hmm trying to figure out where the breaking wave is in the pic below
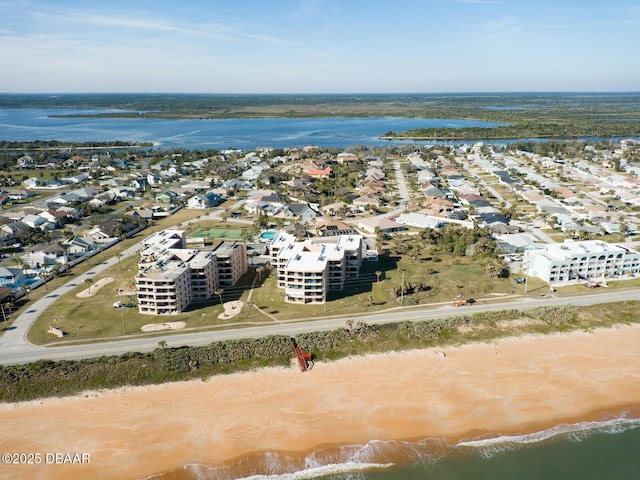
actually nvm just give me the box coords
[456,412,640,458]
[145,412,640,479]
[146,438,448,480]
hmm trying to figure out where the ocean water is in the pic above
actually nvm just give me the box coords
[150,411,640,480]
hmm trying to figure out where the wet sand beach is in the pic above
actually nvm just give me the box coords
[1,324,639,480]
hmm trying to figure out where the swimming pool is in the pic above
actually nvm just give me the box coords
[259,231,277,241]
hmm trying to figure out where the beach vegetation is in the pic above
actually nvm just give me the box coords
[2,301,639,403]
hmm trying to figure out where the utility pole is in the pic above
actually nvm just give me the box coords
[119,292,126,335]
[401,269,405,303]
[523,253,529,294]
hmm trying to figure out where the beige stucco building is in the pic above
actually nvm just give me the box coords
[136,229,247,315]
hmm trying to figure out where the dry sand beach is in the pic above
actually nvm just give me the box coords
[1,324,640,480]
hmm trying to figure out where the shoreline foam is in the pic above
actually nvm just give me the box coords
[1,324,640,480]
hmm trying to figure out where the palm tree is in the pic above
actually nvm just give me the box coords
[375,271,382,283]
[20,286,30,301]
[38,272,49,291]
[4,300,14,315]
[14,257,26,281]
[84,278,94,293]
[214,288,224,305]
[241,228,252,244]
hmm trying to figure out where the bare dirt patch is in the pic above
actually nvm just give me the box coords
[218,300,244,319]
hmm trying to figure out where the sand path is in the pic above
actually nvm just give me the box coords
[75,277,114,298]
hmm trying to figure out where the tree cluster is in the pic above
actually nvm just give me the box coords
[421,226,497,257]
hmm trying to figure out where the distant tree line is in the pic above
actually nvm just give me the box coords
[0,140,149,151]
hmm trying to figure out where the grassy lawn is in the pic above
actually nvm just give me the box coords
[26,256,280,345]
[246,252,522,319]
[25,244,526,345]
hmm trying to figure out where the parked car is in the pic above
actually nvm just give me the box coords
[113,301,135,308]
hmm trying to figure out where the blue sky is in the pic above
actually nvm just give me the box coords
[1,0,639,93]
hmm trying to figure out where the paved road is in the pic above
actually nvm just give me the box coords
[2,284,639,366]
[0,243,142,365]
[392,159,411,207]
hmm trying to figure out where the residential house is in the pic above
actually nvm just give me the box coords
[222,178,253,191]
[357,217,406,234]
[358,182,386,196]
[131,177,149,190]
[308,167,333,179]
[337,152,359,164]
[1,221,30,244]
[21,213,52,231]
[63,187,98,203]
[316,221,359,237]
[16,155,34,169]
[282,203,320,224]
[7,189,35,201]
[241,165,266,182]
[396,212,446,230]
[155,190,179,204]
[0,267,25,288]
[352,194,380,210]
[106,186,138,201]
[23,243,70,268]
[186,192,223,209]
[321,201,353,217]
[245,192,285,216]
[60,173,90,185]
[85,218,138,241]
[54,206,81,223]
[64,236,99,259]
[0,229,16,247]
[22,177,46,189]
[126,209,154,222]
[147,172,163,186]
[364,167,385,182]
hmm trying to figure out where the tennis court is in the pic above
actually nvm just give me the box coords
[191,228,244,240]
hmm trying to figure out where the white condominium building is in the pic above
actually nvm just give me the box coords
[270,232,364,304]
[525,240,640,284]
[137,264,192,315]
[136,229,247,315]
[211,241,248,287]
